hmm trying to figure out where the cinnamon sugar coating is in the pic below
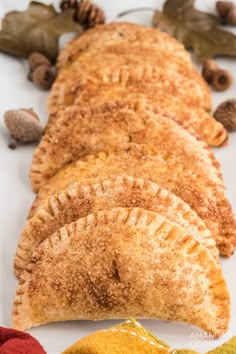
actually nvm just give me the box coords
[31,143,235,257]
[12,208,230,334]
[14,176,218,278]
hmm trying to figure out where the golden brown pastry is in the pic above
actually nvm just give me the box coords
[30,103,222,192]
[12,208,230,335]
[14,176,218,278]
[57,22,191,70]
[11,21,233,341]
[48,85,227,147]
[30,144,236,257]
[49,46,211,113]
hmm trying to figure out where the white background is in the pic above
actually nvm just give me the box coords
[0,1,235,353]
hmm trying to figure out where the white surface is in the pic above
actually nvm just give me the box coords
[0,1,235,353]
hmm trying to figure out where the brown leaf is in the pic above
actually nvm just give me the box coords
[0,1,83,63]
[153,0,236,60]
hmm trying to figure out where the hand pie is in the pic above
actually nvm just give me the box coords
[14,176,218,278]
[57,22,192,70]
[12,208,230,335]
[48,85,226,147]
[30,103,222,192]
[31,143,236,257]
[49,48,211,113]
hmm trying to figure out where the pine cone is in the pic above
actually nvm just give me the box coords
[75,0,105,29]
[60,0,78,11]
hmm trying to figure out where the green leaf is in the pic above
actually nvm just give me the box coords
[206,336,236,353]
[153,0,236,60]
[0,1,83,63]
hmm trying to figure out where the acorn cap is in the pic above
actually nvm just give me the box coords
[31,65,56,90]
[75,0,105,28]
[202,59,219,83]
[4,109,43,143]
[28,52,51,72]
[216,1,234,18]
[225,7,236,25]
[214,99,236,131]
[212,69,233,91]
[60,0,78,11]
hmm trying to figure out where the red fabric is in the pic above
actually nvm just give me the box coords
[0,327,46,354]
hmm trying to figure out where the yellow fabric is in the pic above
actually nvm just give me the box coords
[62,319,235,354]
[62,319,172,354]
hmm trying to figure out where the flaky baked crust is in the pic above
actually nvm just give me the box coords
[14,176,218,278]
[12,208,230,335]
[30,143,235,257]
[12,22,233,337]
[30,103,222,192]
[49,47,211,113]
[56,85,225,147]
[57,22,191,70]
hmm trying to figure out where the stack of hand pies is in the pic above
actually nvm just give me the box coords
[12,23,235,336]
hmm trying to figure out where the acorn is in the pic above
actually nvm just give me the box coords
[225,6,236,25]
[28,52,51,72]
[31,65,56,90]
[8,140,17,150]
[28,52,51,81]
[216,1,234,18]
[202,60,233,91]
[214,99,236,131]
[4,109,43,143]
[216,1,236,25]
[212,69,233,91]
[60,0,78,11]
[75,0,105,28]
[202,59,219,83]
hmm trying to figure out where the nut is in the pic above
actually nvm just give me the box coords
[216,1,234,18]
[214,99,236,131]
[31,65,56,90]
[28,52,51,72]
[202,59,219,83]
[8,141,17,150]
[212,69,233,91]
[225,7,236,25]
[216,1,236,25]
[214,100,236,131]
[60,0,78,11]
[4,109,43,143]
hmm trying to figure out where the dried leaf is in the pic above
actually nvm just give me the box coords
[0,1,83,62]
[153,0,236,60]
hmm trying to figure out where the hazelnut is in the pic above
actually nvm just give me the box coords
[4,109,43,143]
[202,59,219,83]
[212,69,233,91]
[216,1,234,18]
[28,52,51,72]
[31,65,56,90]
[214,99,236,131]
